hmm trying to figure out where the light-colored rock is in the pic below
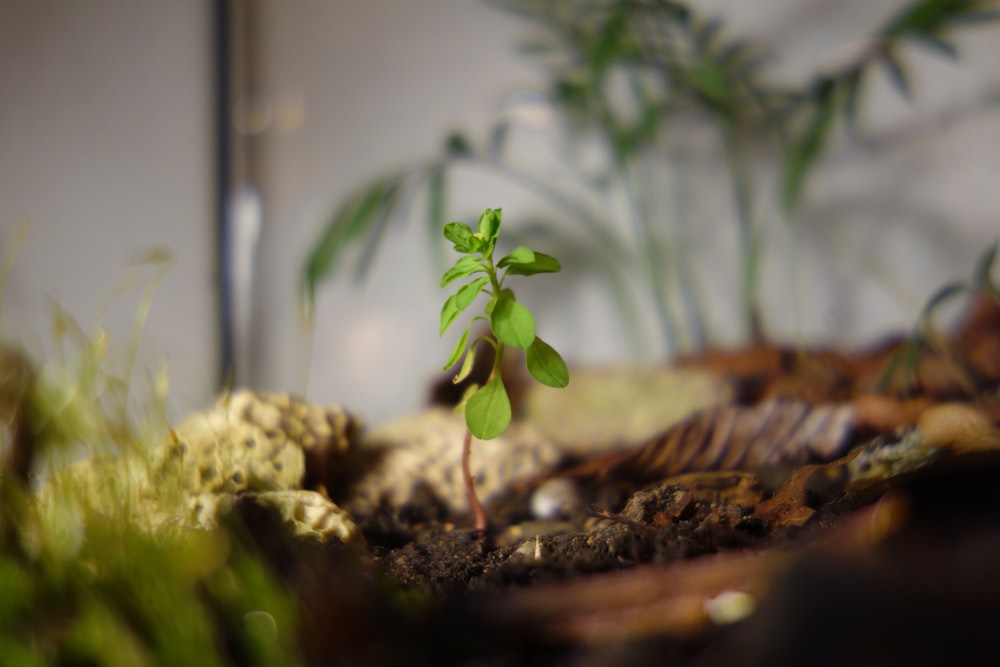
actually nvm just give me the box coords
[345,407,562,517]
[244,490,365,549]
[530,477,583,521]
[524,365,734,455]
[37,390,366,548]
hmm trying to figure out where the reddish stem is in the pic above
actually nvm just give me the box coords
[461,428,488,533]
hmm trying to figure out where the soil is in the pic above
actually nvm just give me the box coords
[246,295,1000,666]
[277,449,1000,666]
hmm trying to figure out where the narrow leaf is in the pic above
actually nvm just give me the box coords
[443,323,471,371]
[465,374,512,440]
[427,162,447,270]
[439,276,488,334]
[912,31,958,58]
[353,179,403,281]
[881,47,912,101]
[453,344,477,384]
[441,255,483,287]
[919,280,967,321]
[883,0,953,38]
[491,296,536,349]
[439,294,462,335]
[456,276,490,310]
[781,78,836,213]
[526,336,569,388]
[875,345,904,394]
[301,176,398,313]
[972,242,998,293]
[841,67,864,132]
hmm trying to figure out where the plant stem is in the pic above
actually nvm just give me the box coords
[461,427,488,533]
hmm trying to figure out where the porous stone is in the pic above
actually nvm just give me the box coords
[345,407,562,518]
[38,390,366,548]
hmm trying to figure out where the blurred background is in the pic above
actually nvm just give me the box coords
[2,0,998,428]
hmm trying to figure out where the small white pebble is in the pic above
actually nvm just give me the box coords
[513,535,542,561]
[704,590,757,625]
[530,477,582,520]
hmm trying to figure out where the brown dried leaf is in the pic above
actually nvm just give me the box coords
[568,399,855,484]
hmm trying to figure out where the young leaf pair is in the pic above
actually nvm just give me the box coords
[440,208,569,440]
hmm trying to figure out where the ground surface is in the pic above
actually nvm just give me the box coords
[261,296,1000,666]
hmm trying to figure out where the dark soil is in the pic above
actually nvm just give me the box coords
[272,453,1000,666]
[258,296,1000,665]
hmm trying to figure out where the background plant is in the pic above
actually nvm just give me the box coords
[302,0,1000,356]
[877,241,1000,395]
[440,207,568,531]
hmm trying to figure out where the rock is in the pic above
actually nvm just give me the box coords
[345,407,561,517]
[155,390,363,495]
[530,477,583,521]
[524,365,734,456]
[846,402,1000,497]
[38,390,366,548]
[240,490,365,549]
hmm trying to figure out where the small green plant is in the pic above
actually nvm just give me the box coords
[876,241,999,396]
[439,208,569,531]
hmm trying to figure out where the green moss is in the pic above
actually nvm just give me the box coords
[0,243,303,665]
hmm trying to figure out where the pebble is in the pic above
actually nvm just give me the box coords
[530,477,583,520]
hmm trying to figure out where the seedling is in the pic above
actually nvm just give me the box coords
[440,208,569,532]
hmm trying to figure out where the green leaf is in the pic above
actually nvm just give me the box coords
[439,294,462,336]
[881,47,912,101]
[445,132,474,157]
[912,30,958,58]
[441,255,483,287]
[491,295,536,349]
[883,0,954,38]
[841,67,864,131]
[457,275,489,308]
[502,251,562,277]
[526,337,569,388]
[443,323,471,371]
[453,343,477,384]
[443,222,476,253]
[972,242,998,294]
[301,176,399,316]
[781,78,837,214]
[427,162,447,269]
[439,276,489,334]
[465,374,511,440]
[688,61,729,104]
[919,280,967,323]
[695,18,724,54]
[875,336,922,396]
[478,208,502,248]
[497,246,535,268]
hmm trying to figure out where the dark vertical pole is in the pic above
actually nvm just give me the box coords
[212,0,236,389]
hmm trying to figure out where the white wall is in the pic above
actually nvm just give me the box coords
[0,1,215,419]
[3,1,998,430]
[260,0,1000,426]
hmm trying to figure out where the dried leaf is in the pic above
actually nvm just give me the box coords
[571,399,855,483]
